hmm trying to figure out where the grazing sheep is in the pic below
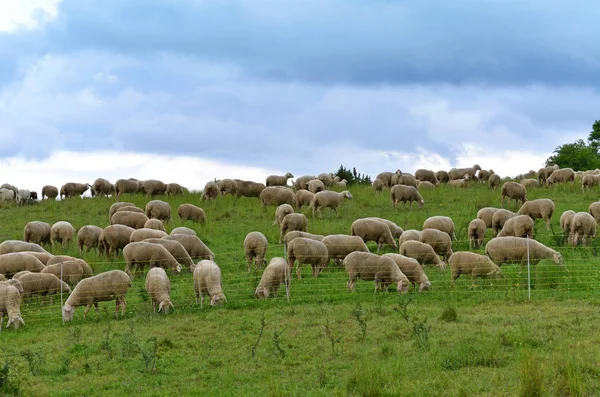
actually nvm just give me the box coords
[41,261,84,286]
[116,205,146,215]
[307,179,325,194]
[376,170,402,189]
[560,210,576,237]
[279,213,308,244]
[589,202,600,223]
[24,221,52,246]
[114,179,143,199]
[294,175,316,191]
[260,186,295,207]
[41,185,59,200]
[372,179,384,193]
[332,179,347,189]
[538,165,559,184]
[166,183,186,196]
[582,174,600,192]
[350,218,398,251]
[130,228,168,242]
[108,201,136,221]
[46,256,92,277]
[383,253,431,292]
[163,234,215,261]
[62,270,132,321]
[143,238,195,272]
[244,232,268,271]
[141,179,168,196]
[521,179,540,188]
[468,219,486,249]
[295,190,314,209]
[145,267,174,314]
[501,182,527,208]
[0,240,49,255]
[111,210,150,229]
[448,164,481,181]
[98,225,136,257]
[77,225,103,255]
[286,237,329,279]
[13,272,70,302]
[391,185,423,209]
[546,167,575,186]
[449,252,503,287]
[273,204,295,227]
[193,260,227,307]
[417,181,435,190]
[364,217,404,239]
[517,198,555,230]
[496,215,534,238]
[396,174,418,188]
[0,188,15,202]
[321,234,369,267]
[415,169,439,185]
[448,176,471,188]
[266,172,294,187]
[16,189,37,206]
[477,207,499,228]
[17,251,53,265]
[235,180,266,199]
[283,231,325,245]
[492,209,517,234]
[177,204,206,224]
[344,252,409,293]
[50,221,76,249]
[478,169,495,183]
[145,200,171,222]
[92,178,113,198]
[423,216,456,241]
[170,227,197,236]
[0,183,17,196]
[436,170,450,184]
[419,228,453,261]
[0,282,25,330]
[569,212,596,246]
[202,181,220,201]
[0,253,46,277]
[485,237,563,267]
[123,242,182,278]
[399,240,446,269]
[399,230,421,246]
[254,257,291,299]
[317,172,335,187]
[488,174,501,190]
[144,219,166,231]
[217,178,238,196]
[60,182,91,199]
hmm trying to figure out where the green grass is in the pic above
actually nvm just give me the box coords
[2,182,600,396]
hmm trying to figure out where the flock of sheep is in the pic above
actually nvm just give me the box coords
[0,164,596,331]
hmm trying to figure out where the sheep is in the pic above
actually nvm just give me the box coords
[62,270,132,321]
[279,213,308,244]
[478,169,495,183]
[111,210,150,229]
[193,260,227,307]
[496,215,534,238]
[560,210,576,237]
[517,198,555,230]
[202,181,219,201]
[395,174,418,188]
[419,228,453,261]
[235,180,266,199]
[417,181,436,191]
[383,253,431,292]
[332,179,347,189]
[0,282,24,330]
[244,232,268,271]
[546,168,575,186]
[589,201,600,223]
[77,225,103,255]
[24,221,52,246]
[255,257,291,299]
[448,164,481,180]
[114,179,143,199]
[538,165,559,184]
[260,186,295,207]
[521,179,540,188]
[266,172,294,187]
[309,190,353,218]
[423,216,456,241]
[477,207,499,228]
[363,217,404,239]
[98,224,136,257]
[582,174,600,191]
[144,219,166,231]
[399,240,446,269]
[108,201,136,220]
[449,252,503,287]
[0,253,46,277]
[448,176,471,188]
[399,230,421,246]
[485,236,563,267]
[60,182,91,199]
[12,272,71,302]
[294,175,315,191]
[141,179,168,196]
[436,170,450,184]
[372,179,384,194]
[130,228,168,242]
[283,231,325,246]
[163,234,215,261]
[286,237,329,279]
[170,226,197,236]
[488,174,501,190]
[0,183,17,196]
[143,238,196,272]
[344,251,409,293]
[415,169,439,185]
[145,267,174,314]
[92,178,113,198]
[491,209,517,234]
[569,212,596,246]
[50,221,76,249]
[145,200,171,222]
[317,172,335,187]
[375,170,401,189]
[16,189,37,206]
[41,261,84,286]
[307,179,325,194]
[116,205,146,215]
[46,256,93,277]
[17,251,53,265]
[123,242,182,278]
[0,240,49,255]
[321,234,369,267]
[166,183,186,196]
[0,188,15,202]
[391,185,423,209]
[217,178,237,196]
[350,218,398,251]
[468,219,486,249]
[177,204,206,224]
[295,190,314,209]
[41,185,59,200]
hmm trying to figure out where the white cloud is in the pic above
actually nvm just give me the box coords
[0,0,62,33]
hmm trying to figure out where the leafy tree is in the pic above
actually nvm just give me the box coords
[334,165,372,185]
[545,120,600,170]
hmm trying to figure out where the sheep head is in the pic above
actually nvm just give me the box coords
[210,292,226,306]
[255,287,269,299]
[397,279,409,294]
[419,281,432,292]
[158,300,174,314]
[62,304,75,322]
[7,315,25,329]
[553,252,564,266]
[343,191,353,199]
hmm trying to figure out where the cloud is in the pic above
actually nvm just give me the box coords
[0,0,62,33]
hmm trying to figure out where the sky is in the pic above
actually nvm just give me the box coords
[0,0,599,193]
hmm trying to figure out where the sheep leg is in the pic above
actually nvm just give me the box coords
[347,278,356,292]
[83,303,93,318]
[296,261,303,279]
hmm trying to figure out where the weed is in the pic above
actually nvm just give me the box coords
[352,303,368,342]
[411,316,431,351]
[272,328,287,357]
[395,296,412,323]
[322,320,343,356]
[251,314,266,358]
[520,353,544,397]
[100,317,113,359]
[439,306,458,322]
[22,348,45,375]
[0,358,20,395]
[137,337,159,374]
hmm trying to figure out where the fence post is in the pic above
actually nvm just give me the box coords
[283,243,290,302]
[60,261,65,323]
[526,236,531,300]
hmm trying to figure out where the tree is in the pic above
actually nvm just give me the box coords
[545,121,600,170]
[334,165,372,185]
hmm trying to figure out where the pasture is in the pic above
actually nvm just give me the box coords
[1,181,600,396]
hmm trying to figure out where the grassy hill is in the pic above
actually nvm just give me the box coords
[1,182,600,396]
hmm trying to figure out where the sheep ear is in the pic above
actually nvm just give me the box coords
[158,302,164,312]
[419,283,425,292]
[169,301,174,311]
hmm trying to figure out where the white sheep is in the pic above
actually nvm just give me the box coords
[516,198,555,230]
[16,189,36,206]
[569,212,596,247]
[286,237,329,279]
[41,261,84,287]
[477,207,499,228]
[130,228,168,242]
[496,215,534,238]
[468,219,486,249]
[254,257,291,299]
[488,174,501,190]
[363,217,404,239]
[419,228,453,261]
[111,210,150,229]
[307,179,325,194]
[491,209,517,234]
[501,182,527,208]
[372,179,384,194]
[383,253,431,292]
[321,234,369,267]
[260,186,296,207]
[343,251,409,293]
[145,200,172,221]
[0,282,24,331]
[273,204,294,226]
[295,190,315,209]
[560,210,576,237]
[391,185,424,209]
[170,226,197,236]
[399,240,446,269]
[423,216,456,241]
[279,213,308,244]
[13,272,71,303]
[24,221,52,246]
[546,167,575,186]
[98,224,136,257]
[0,253,46,278]
[193,260,227,307]
[0,240,49,255]
[350,218,398,251]
[310,190,353,218]
[145,267,174,314]
[50,221,76,249]
[449,252,503,287]
[144,219,167,231]
[244,231,268,271]
[283,231,325,246]
[177,204,206,224]
[123,242,182,278]
[46,256,93,277]
[582,174,600,191]
[398,230,421,246]
[163,234,215,261]
[485,236,563,267]
[77,225,103,255]
[108,201,136,220]
[143,238,196,272]
[266,172,294,187]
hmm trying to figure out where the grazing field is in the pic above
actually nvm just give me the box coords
[2,181,600,396]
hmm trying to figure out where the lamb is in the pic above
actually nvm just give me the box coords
[286,237,329,279]
[114,179,143,199]
[279,213,308,244]
[372,179,384,194]
[12,272,71,302]
[193,260,227,307]
[307,179,325,194]
[517,198,555,230]
[77,225,103,255]
[343,251,409,293]
[16,189,37,205]
[177,204,206,224]
[92,178,113,198]
[145,200,172,221]
[569,212,596,247]
[266,172,294,187]
[468,219,486,249]
[145,267,174,314]
[254,257,291,299]
[0,240,49,255]
[521,179,540,188]
[363,217,404,239]
[50,221,76,249]
[492,209,517,234]
[163,234,215,261]
[141,179,168,196]
[0,253,46,277]
[244,231,268,271]
[166,183,186,196]
[294,175,316,190]
[415,169,439,185]
[46,256,93,277]
[436,170,450,184]
[560,210,576,237]
[98,224,136,257]
[501,182,527,208]
[317,172,335,187]
[62,270,132,321]
[375,170,402,189]
[111,210,150,229]
[589,201,600,223]
[0,188,15,202]
[41,261,84,286]
[235,180,266,199]
[419,228,453,261]
[448,164,481,181]
[144,219,166,231]
[423,216,456,240]
[144,238,196,272]
[399,240,446,269]
[108,201,136,220]
[170,226,197,236]
[260,186,295,207]
[217,178,237,196]
[41,185,59,200]
[399,230,421,246]
[295,190,315,209]
[123,242,182,278]
[488,174,501,190]
[449,252,503,287]
[485,236,563,267]
[0,282,25,330]
[546,168,575,186]
[350,218,398,251]
[496,215,534,238]
[273,204,295,227]
[202,181,220,201]
[24,221,52,246]
[283,231,325,245]
[60,182,91,199]
[477,207,499,228]
[130,228,168,242]
[321,234,369,267]
[383,253,431,292]
[390,185,424,209]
